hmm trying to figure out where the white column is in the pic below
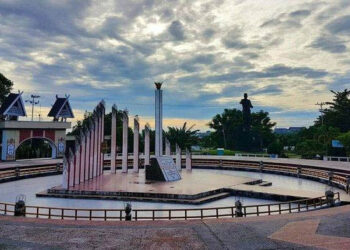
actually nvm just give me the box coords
[133,116,140,173]
[89,121,95,179]
[74,142,80,185]
[122,111,129,173]
[100,105,105,175]
[144,124,150,167]
[111,105,117,173]
[85,129,91,180]
[69,149,75,187]
[155,88,163,156]
[165,138,171,156]
[62,156,68,189]
[176,144,182,171]
[98,109,103,176]
[186,148,192,171]
[93,115,99,177]
[80,132,86,182]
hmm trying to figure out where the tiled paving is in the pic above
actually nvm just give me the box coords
[1,205,350,249]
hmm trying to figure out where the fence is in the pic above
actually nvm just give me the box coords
[0,193,339,221]
[323,156,350,162]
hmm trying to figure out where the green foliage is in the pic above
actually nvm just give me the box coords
[337,132,350,156]
[207,108,275,151]
[316,89,350,132]
[16,139,52,159]
[166,122,199,150]
[267,141,283,155]
[0,73,13,105]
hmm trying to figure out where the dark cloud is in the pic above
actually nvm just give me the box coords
[326,15,350,35]
[222,28,262,49]
[252,85,283,95]
[261,9,311,29]
[168,20,186,41]
[310,36,347,53]
[232,57,254,69]
[289,10,311,18]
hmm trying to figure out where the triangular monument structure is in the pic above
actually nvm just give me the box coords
[0,92,26,120]
[48,95,74,122]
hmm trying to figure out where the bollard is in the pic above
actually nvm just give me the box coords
[56,163,61,172]
[328,171,334,186]
[14,194,26,216]
[325,190,335,207]
[259,161,264,172]
[15,168,20,177]
[297,166,301,177]
[235,200,243,217]
[125,203,132,221]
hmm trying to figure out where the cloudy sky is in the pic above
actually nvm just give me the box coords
[1,0,350,131]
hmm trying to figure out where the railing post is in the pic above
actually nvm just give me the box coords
[268,205,271,215]
[185,210,187,220]
[202,209,204,219]
[216,208,219,218]
[75,209,77,220]
[104,210,107,221]
[231,207,234,218]
[61,209,64,219]
[135,210,137,221]
[257,206,259,216]
[4,204,7,215]
[37,207,39,218]
[152,210,155,220]
[120,210,122,221]
[48,208,51,219]
[298,203,300,212]
[169,210,171,220]
[278,204,281,214]
[289,203,291,213]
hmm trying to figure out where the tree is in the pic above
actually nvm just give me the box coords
[165,122,199,150]
[0,73,14,105]
[337,131,350,156]
[208,108,275,151]
[316,89,350,132]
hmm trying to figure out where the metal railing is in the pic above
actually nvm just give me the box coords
[0,193,340,221]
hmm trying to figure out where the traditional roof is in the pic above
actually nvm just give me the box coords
[0,92,27,117]
[48,95,74,119]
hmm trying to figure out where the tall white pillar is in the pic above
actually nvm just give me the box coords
[93,114,99,177]
[186,148,192,171]
[62,156,68,189]
[165,138,171,156]
[85,129,90,180]
[176,144,182,171]
[133,116,140,173]
[80,131,86,182]
[144,124,150,167]
[111,105,117,173]
[100,104,105,175]
[89,120,95,179]
[69,149,75,187]
[122,111,129,173]
[74,141,80,185]
[155,83,163,156]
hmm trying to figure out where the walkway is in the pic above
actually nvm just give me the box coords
[1,205,350,249]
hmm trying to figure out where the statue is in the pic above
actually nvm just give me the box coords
[154,82,163,90]
[240,93,253,131]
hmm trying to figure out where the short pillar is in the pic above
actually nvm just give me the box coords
[133,116,140,173]
[328,171,334,186]
[259,161,264,172]
[325,190,335,207]
[111,105,117,173]
[186,148,192,171]
[235,200,243,217]
[176,144,182,171]
[68,149,75,187]
[144,124,150,167]
[122,111,129,173]
[297,166,301,178]
[80,131,86,182]
[62,157,69,189]
[165,138,171,156]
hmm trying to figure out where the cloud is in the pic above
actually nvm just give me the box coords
[168,20,186,41]
[326,15,350,35]
[310,36,347,53]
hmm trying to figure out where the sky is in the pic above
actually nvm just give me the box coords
[1,0,350,131]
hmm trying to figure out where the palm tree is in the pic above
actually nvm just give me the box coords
[165,122,199,150]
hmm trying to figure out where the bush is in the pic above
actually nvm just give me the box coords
[267,141,283,155]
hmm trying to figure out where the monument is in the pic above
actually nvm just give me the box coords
[240,93,253,131]
[146,82,181,181]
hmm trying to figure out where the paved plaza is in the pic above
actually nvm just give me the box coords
[1,205,350,249]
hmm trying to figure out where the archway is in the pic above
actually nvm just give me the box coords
[16,138,57,160]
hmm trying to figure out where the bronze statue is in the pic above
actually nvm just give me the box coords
[154,82,163,90]
[240,93,253,130]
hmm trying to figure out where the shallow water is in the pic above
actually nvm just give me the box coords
[0,169,345,210]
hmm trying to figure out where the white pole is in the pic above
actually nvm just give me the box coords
[144,124,150,167]
[186,148,192,171]
[165,138,171,156]
[80,131,85,182]
[111,105,117,173]
[176,144,182,171]
[122,111,129,173]
[155,87,163,156]
[133,116,140,173]
[93,114,99,177]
